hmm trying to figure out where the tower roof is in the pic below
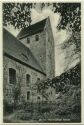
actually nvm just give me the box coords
[3,28,45,75]
[17,18,48,39]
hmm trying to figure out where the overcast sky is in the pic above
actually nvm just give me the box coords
[5,3,80,76]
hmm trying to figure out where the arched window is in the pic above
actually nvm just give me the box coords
[37,96,41,103]
[35,35,39,41]
[27,91,30,100]
[37,78,40,81]
[9,68,16,84]
[26,74,31,86]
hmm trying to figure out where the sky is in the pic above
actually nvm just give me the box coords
[5,3,80,76]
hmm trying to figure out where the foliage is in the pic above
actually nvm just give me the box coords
[3,99,14,115]
[3,3,81,32]
[36,63,81,97]
[3,3,32,29]
[53,3,81,32]
[4,86,81,122]
[55,85,81,117]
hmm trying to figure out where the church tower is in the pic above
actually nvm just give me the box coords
[17,17,55,78]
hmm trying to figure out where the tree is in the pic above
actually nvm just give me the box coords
[53,3,81,32]
[3,3,32,29]
[3,3,81,32]
[3,3,81,67]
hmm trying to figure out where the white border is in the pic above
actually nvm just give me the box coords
[0,1,3,124]
[2,0,82,3]
[81,0,84,124]
[0,0,84,124]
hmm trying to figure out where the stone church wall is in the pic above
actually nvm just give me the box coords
[3,56,45,104]
[19,17,55,79]
[20,30,46,73]
[46,17,55,78]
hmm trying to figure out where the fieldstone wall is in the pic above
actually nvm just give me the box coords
[3,56,45,104]
[19,17,55,78]
[46,17,55,78]
[20,30,46,73]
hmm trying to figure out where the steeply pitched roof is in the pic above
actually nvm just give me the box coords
[3,28,45,75]
[17,18,47,39]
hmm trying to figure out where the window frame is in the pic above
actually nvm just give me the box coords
[26,74,31,86]
[37,78,40,82]
[35,34,39,41]
[27,91,30,100]
[9,68,16,85]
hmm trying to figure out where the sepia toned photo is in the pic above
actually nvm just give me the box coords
[3,2,81,123]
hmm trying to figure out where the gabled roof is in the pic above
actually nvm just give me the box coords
[17,18,47,39]
[3,28,45,75]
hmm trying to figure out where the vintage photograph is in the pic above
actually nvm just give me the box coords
[3,3,81,123]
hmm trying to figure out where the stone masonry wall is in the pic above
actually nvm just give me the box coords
[45,17,55,78]
[3,56,45,104]
[19,17,55,78]
[20,30,46,73]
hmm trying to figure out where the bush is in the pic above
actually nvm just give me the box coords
[3,99,14,115]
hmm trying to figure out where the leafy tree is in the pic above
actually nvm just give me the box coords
[53,3,81,55]
[3,3,81,32]
[3,3,32,29]
[53,3,81,32]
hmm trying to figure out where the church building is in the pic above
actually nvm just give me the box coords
[3,17,55,103]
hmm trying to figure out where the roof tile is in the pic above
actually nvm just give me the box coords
[3,28,45,74]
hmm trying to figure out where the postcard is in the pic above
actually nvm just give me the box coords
[0,0,84,124]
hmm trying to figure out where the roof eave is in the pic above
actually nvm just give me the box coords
[4,52,46,76]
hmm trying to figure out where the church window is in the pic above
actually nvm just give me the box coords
[37,96,41,102]
[37,78,40,81]
[35,35,39,41]
[26,74,31,86]
[9,68,16,84]
[27,91,30,100]
[27,37,30,43]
